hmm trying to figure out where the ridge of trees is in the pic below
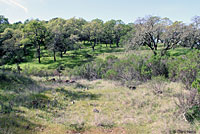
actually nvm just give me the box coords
[0,15,200,65]
[126,16,200,55]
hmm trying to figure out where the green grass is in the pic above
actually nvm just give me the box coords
[2,44,124,71]
[1,42,193,72]
[168,47,192,57]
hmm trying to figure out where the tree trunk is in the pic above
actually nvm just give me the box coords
[155,44,157,51]
[96,38,98,46]
[53,50,56,62]
[147,42,157,56]
[64,49,67,54]
[92,39,97,51]
[153,50,157,56]
[92,42,95,51]
[191,44,195,49]
[60,51,63,58]
[37,44,41,63]
[161,43,172,56]
[23,46,27,55]
[16,63,21,74]
[109,40,112,48]
[116,41,119,47]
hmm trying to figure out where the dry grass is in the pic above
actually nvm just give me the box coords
[1,78,199,134]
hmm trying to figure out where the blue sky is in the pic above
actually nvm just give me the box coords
[0,0,200,24]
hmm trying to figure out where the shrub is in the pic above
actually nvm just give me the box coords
[111,59,135,81]
[176,88,200,123]
[146,55,168,78]
[167,57,184,82]
[103,55,150,82]
[103,69,118,80]
[192,79,200,93]
[69,123,86,133]
[114,55,150,81]
[104,55,119,66]
[168,50,200,89]
[69,54,169,82]
[173,50,200,123]
[69,50,199,89]
[70,58,105,80]
[0,70,34,85]
[22,65,55,77]
[176,78,200,123]
[185,105,200,123]
[149,76,168,95]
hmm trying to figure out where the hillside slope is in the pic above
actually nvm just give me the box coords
[0,74,199,134]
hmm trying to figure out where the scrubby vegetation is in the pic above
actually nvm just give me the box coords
[0,14,200,133]
[70,50,199,85]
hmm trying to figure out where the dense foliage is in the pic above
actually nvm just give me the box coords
[1,15,200,65]
[0,15,132,65]
[70,50,199,84]
[124,16,200,55]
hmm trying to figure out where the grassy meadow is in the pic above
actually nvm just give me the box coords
[0,43,199,134]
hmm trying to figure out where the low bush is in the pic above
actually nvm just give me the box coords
[69,58,105,80]
[146,55,168,78]
[69,50,200,93]
[0,70,34,85]
[175,78,200,124]
[192,79,200,93]
[176,86,200,123]
[168,50,200,89]
[103,69,118,80]
[70,54,169,82]
[185,105,200,123]
[149,76,168,95]
[22,65,56,77]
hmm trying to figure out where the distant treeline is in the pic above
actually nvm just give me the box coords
[0,15,200,64]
